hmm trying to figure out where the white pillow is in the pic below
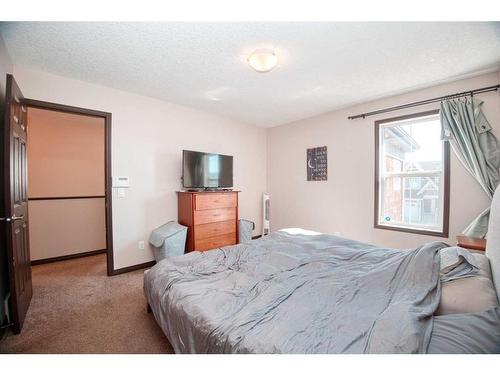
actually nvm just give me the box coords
[436,254,499,315]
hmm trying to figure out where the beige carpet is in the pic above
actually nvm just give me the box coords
[0,254,174,353]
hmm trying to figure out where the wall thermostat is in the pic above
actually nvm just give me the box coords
[113,176,130,188]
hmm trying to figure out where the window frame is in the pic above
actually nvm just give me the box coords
[374,110,450,237]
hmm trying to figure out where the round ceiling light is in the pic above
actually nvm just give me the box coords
[247,49,278,73]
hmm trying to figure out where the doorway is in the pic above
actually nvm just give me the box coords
[23,99,114,276]
[2,75,114,334]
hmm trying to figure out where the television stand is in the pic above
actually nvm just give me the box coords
[177,190,240,252]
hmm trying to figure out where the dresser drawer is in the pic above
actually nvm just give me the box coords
[195,232,236,251]
[194,207,236,225]
[195,193,237,210]
[195,220,236,240]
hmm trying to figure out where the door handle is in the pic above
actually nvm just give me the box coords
[0,215,24,222]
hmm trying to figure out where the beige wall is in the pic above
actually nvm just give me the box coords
[14,65,498,266]
[27,108,106,261]
[14,67,267,270]
[267,72,500,249]
[28,199,106,261]
[27,108,105,197]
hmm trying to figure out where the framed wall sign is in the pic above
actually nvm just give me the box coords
[307,146,327,181]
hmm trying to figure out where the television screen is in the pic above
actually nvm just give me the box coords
[182,150,233,189]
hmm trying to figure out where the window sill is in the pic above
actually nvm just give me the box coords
[374,223,449,238]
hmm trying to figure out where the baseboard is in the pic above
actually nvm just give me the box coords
[31,248,107,266]
[111,260,156,276]
[252,235,262,240]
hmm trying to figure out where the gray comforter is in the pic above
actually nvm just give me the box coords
[144,230,443,353]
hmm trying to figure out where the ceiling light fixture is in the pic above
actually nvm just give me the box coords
[247,49,278,73]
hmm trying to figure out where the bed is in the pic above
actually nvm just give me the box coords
[144,188,500,354]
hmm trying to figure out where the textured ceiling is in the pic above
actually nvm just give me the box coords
[1,22,499,127]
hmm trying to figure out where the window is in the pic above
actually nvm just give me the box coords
[375,110,450,237]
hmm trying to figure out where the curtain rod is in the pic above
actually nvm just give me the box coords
[347,84,500,120]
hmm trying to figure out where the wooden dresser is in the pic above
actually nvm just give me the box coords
[177,191,239,252]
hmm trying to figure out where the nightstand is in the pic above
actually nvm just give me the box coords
[456,235,487,252]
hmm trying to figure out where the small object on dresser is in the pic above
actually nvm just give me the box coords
[456,235,487,252]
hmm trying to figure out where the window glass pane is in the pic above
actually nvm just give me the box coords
[380,176,441,230]
[402,175,441,228]
[382,117,442,173]
[378,113,445,233]
[380,176,403,224]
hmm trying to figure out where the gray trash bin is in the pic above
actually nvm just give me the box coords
[149,221,187,262]
[239,219,255,244]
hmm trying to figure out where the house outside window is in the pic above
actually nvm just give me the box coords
[374,110,450,237]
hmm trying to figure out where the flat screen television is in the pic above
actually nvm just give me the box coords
[182,150,233,189]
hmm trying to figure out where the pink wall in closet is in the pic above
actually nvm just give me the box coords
[27,108,106,260]
[27,107,105,197]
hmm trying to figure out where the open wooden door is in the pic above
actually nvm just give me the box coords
[1,74,32,333]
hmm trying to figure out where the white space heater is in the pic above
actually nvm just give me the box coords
[262,193,270,236]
